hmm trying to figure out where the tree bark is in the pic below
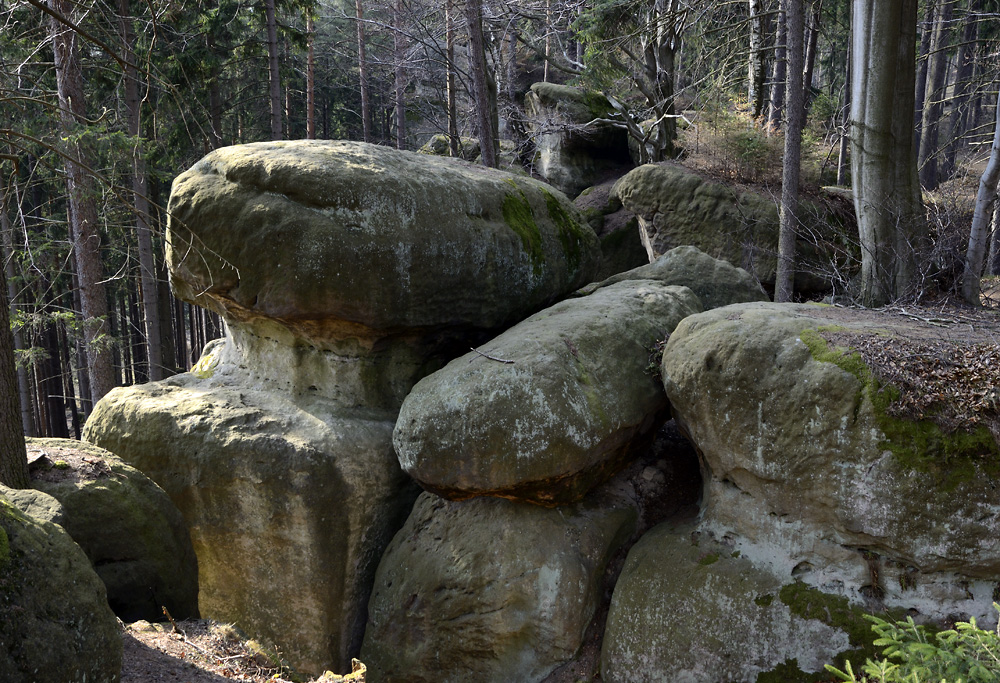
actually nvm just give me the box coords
[776,0,805,302]
[49,0,117,404]
[767,0,787,130]
[942,0,980,179]
[802,0,822,109]
[917,0,954,189]
[913,0,936,153]
[356,0,372,142]
[307,13,316,139]
[466,0,499,167]
[394,0,407,149]
[446,0,459,157]
[850,0,924,307]
[962,87,1000,304]
[0,254,28,488]
[265,0,282,140]
[749,0,767,118]
[837,47,851,186]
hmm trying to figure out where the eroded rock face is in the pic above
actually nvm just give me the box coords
[26,438,198,623]
[602,522,851,683]
[613,163,852,295]
[393,282,702,505]
[86,140,603,676]
[0,499,122,683]
[660,302,1000,625]
[361,491,636,683]
[525,83,632,197]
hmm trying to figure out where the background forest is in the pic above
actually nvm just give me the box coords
[1,0,999,446]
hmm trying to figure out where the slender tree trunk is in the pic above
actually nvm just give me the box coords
[118,0,162,382]
[356,0,372,142]
[265,0,282,140]
[989,198,1000,275]
[851,0,924,306]
[544,0,552,83]
[307,13,316,139]
[837,50,851,186]
[0,256,28,487]
[207,33,224,149]
[446,0,459,157]
[394,0,407,149]
[49,0,117,403]
[962,87,1000,304]
[802,0,822,109]
[776,0,805,302]
[1,176,33,437]
[749,0,767,119]
[466,0,499,167]
[942,0,980,179]
[917,0,954,189]
[914,0,936,154]
[767,0,788,130]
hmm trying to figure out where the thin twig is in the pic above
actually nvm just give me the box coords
[470,347,514,364]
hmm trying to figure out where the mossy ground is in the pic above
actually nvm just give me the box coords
[800,327,1000,488]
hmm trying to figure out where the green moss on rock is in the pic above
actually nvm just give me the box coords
[799,328,1000,487]
[543,188,588,272]
[502,181,544,274]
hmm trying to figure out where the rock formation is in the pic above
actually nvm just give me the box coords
[525,83,632,197]
[0,498,122,683]
[84,140,601,676]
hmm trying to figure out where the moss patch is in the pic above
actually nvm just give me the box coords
[698,552,720,566]
[800,328,1000,488]
[754,593,773,607]
[542,188,588,273]
[502,180,544,275]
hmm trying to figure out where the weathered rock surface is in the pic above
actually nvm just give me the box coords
[0,498,122,683]
[601,522,851,683]
[361,491,636,683]
[661,302,1000,625]
[418,134,480,161]
[85,375,417,675]
[576,245,769,309]
[525,83,632,197]
[26,438,198,623]
[573,180,648,279]
[0,485,65,526]
[393,281,702,504]
[168,139,600,344]
[613,163,853,295]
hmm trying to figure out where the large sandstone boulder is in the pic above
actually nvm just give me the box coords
[0,498,122,683]
[573,180,648,279]
[525,83,632,197]
[86,140,601,676]
[660,302,1000,627]
[361,491,636,683]
[576,245,769,309]
[601,522,854,683]
[393,281,702,505]
[26,438,198,623]
[612,163,854,296]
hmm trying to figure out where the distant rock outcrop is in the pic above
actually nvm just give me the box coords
[84,140,601,676]
[0,498,122,683]
[525,83,632,197]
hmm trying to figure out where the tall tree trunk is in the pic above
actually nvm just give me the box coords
[767,0,787,130]
[0,253,28,487]
[544,0,552,83]
[802,0,822,109]
[942,0,980,179]
[394,0,407,149]
[1,176,33,437]
[446,0,459,157]
[749,0,767,119]
[466,0,499,167]
[776,0,805,302]
[913,0,936,154]
[49,0,117,403]
[917,0,954,189]
[307,13,316,139]
[118,0,162,382]
[962,87,1000,304]
[265,0,282,140]
[837,49,851,186]
[851,0,924,306]
[356,0,372,142]
[207,33,224,149]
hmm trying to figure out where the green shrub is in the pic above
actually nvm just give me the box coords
[826,606,1000,683]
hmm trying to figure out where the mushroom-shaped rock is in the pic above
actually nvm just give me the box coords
[601,522,852,683]
[393,281,702,504]
[661,302,1000,624]
[0,498,122,683]
[26,438,198,623]
[361,491,636,683]
[576,245,769,309]
[167,140,600,342]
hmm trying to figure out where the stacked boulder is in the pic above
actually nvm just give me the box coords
[361,249,769,682]
[83,140,601,676]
